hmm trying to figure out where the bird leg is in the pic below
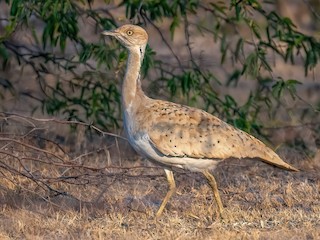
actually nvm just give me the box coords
[202,170,224,219]
[156,169,176,217]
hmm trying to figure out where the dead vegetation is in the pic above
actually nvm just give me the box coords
[0,112,319,239]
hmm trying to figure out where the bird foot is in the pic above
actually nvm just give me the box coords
[215,210,226,222]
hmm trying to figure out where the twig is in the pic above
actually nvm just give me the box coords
[140,12,185,72]
[0,112,127,140]
[302,0,320,20]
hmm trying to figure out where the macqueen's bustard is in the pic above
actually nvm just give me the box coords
[102,24,298,218]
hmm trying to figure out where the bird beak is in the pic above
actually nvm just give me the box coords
[101,30,117,36]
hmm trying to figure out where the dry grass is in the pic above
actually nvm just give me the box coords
[0,1,319,238]
[0,116,319,240]
[0,166,319,240]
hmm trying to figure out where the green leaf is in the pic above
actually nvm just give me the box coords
[170,15,180,40]
[220,34,229,64]
[0,43,9,69]
[286,79,302,99]
[235,38,244,62]
[252,23,261,39]
[59,34,67,51]
[10,0,20,16]
[227,69,241,87]
[242,52,259,77]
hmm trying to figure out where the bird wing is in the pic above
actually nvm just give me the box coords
[137,100,298,171]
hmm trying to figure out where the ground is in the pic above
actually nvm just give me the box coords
[0,116,319,240]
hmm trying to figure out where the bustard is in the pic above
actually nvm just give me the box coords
[102,24,298,218]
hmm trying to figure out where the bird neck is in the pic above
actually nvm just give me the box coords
[122,44,146,111]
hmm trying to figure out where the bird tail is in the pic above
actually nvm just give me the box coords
[257,147,299,172]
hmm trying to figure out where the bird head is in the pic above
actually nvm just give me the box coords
[102,24,148,48]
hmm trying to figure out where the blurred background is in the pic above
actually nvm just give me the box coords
[0,0,319,162]
[0,1,319,238]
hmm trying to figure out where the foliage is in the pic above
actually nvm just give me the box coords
[0,0,319,135]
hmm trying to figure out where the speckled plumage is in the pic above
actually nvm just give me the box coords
[102,24,298,218]
[135,99,297,171]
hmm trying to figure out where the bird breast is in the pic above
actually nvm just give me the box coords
[123,97,294,172]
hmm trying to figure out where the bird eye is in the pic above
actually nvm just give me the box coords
[127,30,133,36]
